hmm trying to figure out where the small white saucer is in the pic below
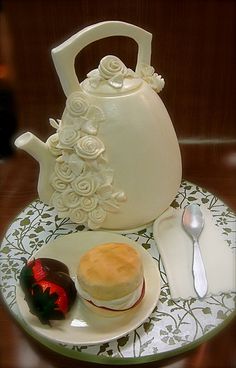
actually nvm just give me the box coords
[16,231,161,346]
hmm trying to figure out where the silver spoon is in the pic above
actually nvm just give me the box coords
[182,204,208,299]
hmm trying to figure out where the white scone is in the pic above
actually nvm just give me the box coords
[77,242,144,312]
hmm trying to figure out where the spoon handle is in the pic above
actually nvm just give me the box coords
[192,240,208,299]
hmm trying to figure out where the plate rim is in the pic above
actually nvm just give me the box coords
[10,308,236,365]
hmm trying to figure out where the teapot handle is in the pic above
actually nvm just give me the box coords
[51,21,152,96]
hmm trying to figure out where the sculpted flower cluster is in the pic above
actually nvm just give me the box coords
[46,91,126,229]
[86,55,165,93]
[139,63,165,93]
[87,55,135,89]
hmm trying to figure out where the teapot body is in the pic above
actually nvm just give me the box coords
[81,82,181,230]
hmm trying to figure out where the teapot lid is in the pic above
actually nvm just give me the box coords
[81,55,143,96]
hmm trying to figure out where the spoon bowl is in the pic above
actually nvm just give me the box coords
[183,204,204,240]
[182,204,208,299]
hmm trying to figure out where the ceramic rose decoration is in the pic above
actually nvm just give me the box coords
[45,90,127,230]
[15,21,182,231]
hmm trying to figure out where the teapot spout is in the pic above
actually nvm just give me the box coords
[15,132,55,204]
[15,132,49,163]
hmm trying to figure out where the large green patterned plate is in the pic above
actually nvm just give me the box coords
[0,181,235,365]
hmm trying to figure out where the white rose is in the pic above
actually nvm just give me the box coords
[66,92,89,116]
[69,208,88,224]
[50,191,69,217]
[71,174,97,196]
[75,135,105,160]
[149,73,165,93]
[50,173,68,192]
[58,126,80,148]
[46,133,61,156]
[54,162,76,183]
[61,111,83,131]
[67,153,85,175]
[139,63,165,93]
[80,196,98,212]
[62,188,80,208]
[139,64,155,78]
[98,55,127,80]
[88,207,107,229]
[57,152,85,176]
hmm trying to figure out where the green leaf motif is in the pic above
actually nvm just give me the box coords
[189,297,196,305]
[97,342,110,355]
[159,297,168,303]
[72,345,87,352]
[202,307,211,314]
[171,199,179,208]
[143,321,154,333]
[29,234,37,238]
[217,310,227,320]
[174,335,181,342]
[201,197,209,204]
[20,217,30,226]
[47,207,55,211]
[26,210,34,215]
[185,185,192,190]
[41,213,51,218]
[152,316,162,322]
[1,246,10,254]
[223,228,231,234]
[137,228,147,235]
[170,307,181,313]
[35,226,44,233]
[117,334,129,347]
[166,324,173,332]
[188,197,197,202]
[142,243,151,250]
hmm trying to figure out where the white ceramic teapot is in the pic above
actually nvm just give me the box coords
[15,21,182,231]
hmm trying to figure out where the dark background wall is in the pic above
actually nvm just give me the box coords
[2,0,236,139]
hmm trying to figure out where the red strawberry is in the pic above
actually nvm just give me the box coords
[35,280,68,314]
[28,258,47,281]
[19,258,69,292]
[19,258,77,325]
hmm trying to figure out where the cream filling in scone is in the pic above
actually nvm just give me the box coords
[77,242,144,310]
[77,280,144,310]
